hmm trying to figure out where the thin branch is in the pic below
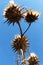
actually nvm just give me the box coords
[17,22,23,36]
[22,23,31,36]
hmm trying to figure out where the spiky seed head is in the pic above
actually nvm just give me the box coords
[23,9,40,23]
[12,35,29,54]
[3,2,22,25]
[27,53,39,65]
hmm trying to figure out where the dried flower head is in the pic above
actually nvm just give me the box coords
[12,35,29,54]
[23,9,40,23]
[27,53,39,65]
[3,1,22,25]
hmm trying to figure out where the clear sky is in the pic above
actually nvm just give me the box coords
[0,0,43,65]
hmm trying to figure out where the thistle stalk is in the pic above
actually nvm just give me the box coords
[20,49,26,65]
[22,23,31,36]
[17,22,22,36]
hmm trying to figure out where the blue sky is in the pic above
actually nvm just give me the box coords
[0,0,43,65]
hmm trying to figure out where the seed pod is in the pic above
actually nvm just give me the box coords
[27,53,39,65]
[3,1,23,25]
[12,35,29,54]
[23,9,40,23]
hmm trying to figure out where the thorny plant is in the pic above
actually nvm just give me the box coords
[3,0,40,65]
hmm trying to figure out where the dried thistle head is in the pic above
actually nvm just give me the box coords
[12,35,29,54]
[23,9,40,23]
[27,53,39,65]
[3,1,22,25]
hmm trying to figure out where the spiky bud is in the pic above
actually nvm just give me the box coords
[3,1,22,25]
[12,35,29,54]
[23,9,40,23]
[27,53,39,65]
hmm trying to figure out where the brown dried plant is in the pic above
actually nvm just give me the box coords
[3,1,24,35]
[12,35,29,54]
[22,9,40,36]
[23,9,40,23]
[3,1,40,65]
[27,53,39,65]
[3,2,23,25]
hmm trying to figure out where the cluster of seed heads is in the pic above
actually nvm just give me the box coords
[3,1,40,65]
[3,1,40,25]
[3,1,40,35]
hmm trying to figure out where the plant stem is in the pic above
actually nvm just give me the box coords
[20,49,26,65]
[17,22,22,36]
[22,23,31,36]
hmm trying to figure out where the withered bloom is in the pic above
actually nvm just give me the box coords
[27,53,39,65]
[23,9,40,23]
[3,1,23,35]
[3,1,23,25]
[22,9,40,35]
[12,35,29,54]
